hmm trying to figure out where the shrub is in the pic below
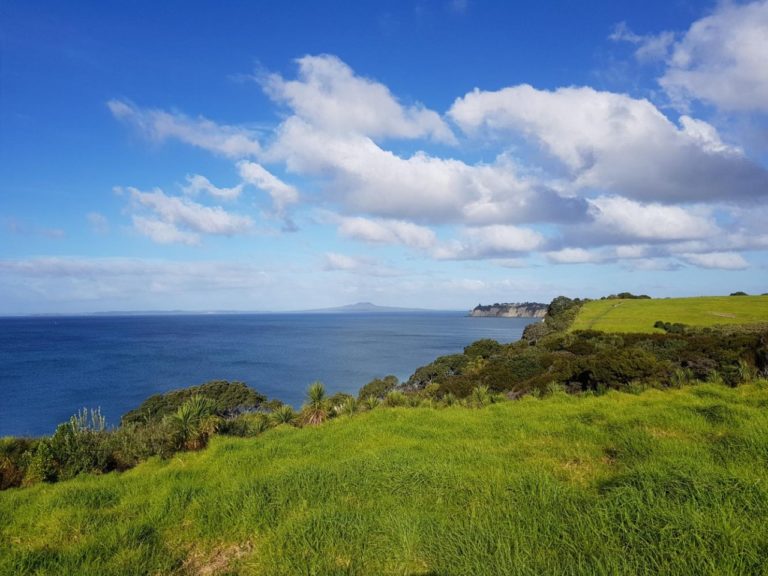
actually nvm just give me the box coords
[357,375,398,401]
[406,354,468,391]
[46,408,114,481]
[217,413,271,437]
[362,395,380,411]
[736,359,757,383]
[707,371,725,386]
[271,405,296,426]
[110,419,177,467]
[545,381,566,396]
[464,339,503,359]
[167,396,220,451]
[670,367,695,388]
[328,392,354,413]
[0,437,36,489]
[335,396,358,417]
[384,390,407,407]
[23,439,57,485]
[301,381,329,426]
[122,380,266,424]
[467,385,492,408]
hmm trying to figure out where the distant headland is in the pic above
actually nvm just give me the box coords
[470,302,548,318]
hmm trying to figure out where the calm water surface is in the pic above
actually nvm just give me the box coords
[0,312,535,436]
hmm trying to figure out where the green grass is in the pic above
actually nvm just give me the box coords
[570,295,768,333]
[2,382,768,575]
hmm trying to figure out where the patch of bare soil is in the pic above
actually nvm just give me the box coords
[183,541,254,576]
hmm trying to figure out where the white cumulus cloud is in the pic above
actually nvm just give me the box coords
[449,84,768,203]
[433,224,544,260]
[587,196,718,242]
[121,186,253,245]
[263,54,455,144]
[237,161,299,216]
[660,0,768,112]
[546,248,603,264]
[336,216,437,250]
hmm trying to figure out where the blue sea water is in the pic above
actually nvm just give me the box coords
[0,312,535,437]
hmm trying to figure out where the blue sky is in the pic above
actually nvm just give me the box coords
[1,0,767,314]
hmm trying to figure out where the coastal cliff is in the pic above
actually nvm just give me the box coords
[470,302,548,318]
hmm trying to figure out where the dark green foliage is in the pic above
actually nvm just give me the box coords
[0,437,36,489]
[730,291,749,296]
[406,354,467,390]
[357,375,399,401]
[122,380,266,424]
[4,382,275,490]
[654,320,690,334]
[603,292,652,299]
[522,295,587,342]
[22,408,116,484]
[110,420,178,467]
[167,395,221,450]
[464,338,503,358]
[561,348,672,392]
[24,438,58,485]
[404,296,768,399]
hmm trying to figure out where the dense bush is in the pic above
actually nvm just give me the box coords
[3,382,280,490]
[357,375,399,401]
[522,295,587,342]
[0,437,36,489]
[122,380,266,424]
[404,320,767,399]
[603,292,651,299]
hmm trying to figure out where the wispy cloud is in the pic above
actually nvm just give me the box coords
[86,212,109,235]
[183,174,243,201]
[108,99,261,158]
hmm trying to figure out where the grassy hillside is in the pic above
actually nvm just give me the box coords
[570,295,768,333]
[3,382,768,575]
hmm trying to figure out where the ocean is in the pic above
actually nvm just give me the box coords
[0,312,535,437]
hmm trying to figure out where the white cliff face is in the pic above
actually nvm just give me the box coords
[470,303,547,318]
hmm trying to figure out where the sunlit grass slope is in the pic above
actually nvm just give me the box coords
[570,295,768,333]
[3,382,768,575]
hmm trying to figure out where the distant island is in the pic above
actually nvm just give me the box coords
[302,302,437,314]
[470,302,548,318]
